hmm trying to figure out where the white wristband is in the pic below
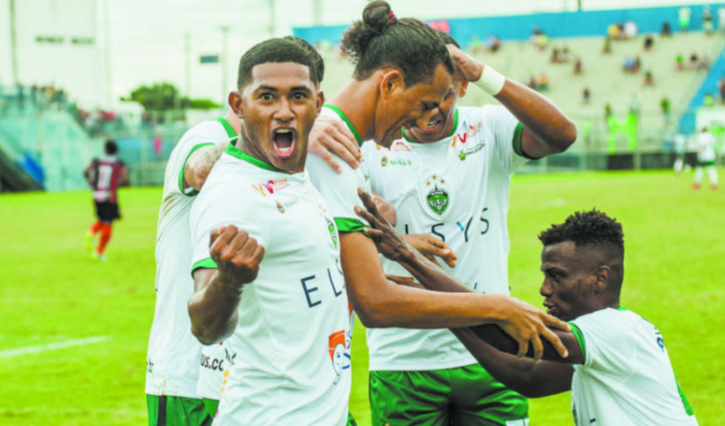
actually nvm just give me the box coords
[474,65,506,96]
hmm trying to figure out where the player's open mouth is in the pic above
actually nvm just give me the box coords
[273,128,296,159]
[421,118,443,133]
[543,301,557,315]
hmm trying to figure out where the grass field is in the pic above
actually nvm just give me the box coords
[1,170,723,425]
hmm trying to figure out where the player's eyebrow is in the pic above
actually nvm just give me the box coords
[290,86,313,95]
[254,85,279,93]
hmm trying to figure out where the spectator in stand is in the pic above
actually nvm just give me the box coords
[603,36,613,54]
[604,104,614,127]
[551,48,563,63]
[643,34,654,51]
[574,57,583,75]
[531,26,549,50]
[660,97,671,125]
[703,5,714,35]
[688,52,701,69]
[644,70,655,87]
[469,35,483,54]
[676,52,685,71]
[538,73,550,91]
[484,35,502,53]
[719,6,725,32]
[608,23,621,40]
[699,54,711,71]
[718,77,725,104]
[679,6,691,32]
[624,20,638,39]
[704,92,715,108]
[527,76,537,90]
[623,56,636,73]
[582,87,591,104]
[661,21,673,37]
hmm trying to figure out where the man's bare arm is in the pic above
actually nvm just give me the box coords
[447,45,577,158]
[188,225,265,345]
[451,328,575,398]
[183,141,229,192]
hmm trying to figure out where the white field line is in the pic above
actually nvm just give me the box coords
[0,336,111,358]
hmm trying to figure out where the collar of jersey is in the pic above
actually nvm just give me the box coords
[323,104,364,146]
[225,139,282,172]
[217,117,238,138]
[402,108,459,144]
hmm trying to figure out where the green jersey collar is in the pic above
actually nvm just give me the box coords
[402,108,459,144]
[217,117,238,138]
[323,105,364,146]
[225,138,282,172]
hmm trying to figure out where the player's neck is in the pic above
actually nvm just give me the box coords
[327,79,378,142]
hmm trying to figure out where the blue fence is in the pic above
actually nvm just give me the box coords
[294,4,721,49]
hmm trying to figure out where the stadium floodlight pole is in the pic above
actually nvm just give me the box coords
[9,0,19,86]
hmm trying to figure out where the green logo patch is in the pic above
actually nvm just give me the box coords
[427,186,449,215]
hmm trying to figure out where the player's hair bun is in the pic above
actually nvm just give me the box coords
[342,1,392,64]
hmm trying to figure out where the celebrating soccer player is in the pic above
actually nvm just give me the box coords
[307,0,569,364]
[357,31,576,425]
[356,200,698,425]
[83,139,127,261]
[187,38,352,425]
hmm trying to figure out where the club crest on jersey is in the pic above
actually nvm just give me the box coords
[425,175,449,215]
[327,217,338,249]
[328,330,350,384]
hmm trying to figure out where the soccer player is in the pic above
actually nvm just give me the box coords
[145,107,237,426]
[187,38,351,425]
[693,127,718,190]
[83,139,127,261]
[359,32,576,425]
[356,202,698,425]
[307,0,569,370]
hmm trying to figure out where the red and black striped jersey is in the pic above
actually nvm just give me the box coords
[84,156,126,202]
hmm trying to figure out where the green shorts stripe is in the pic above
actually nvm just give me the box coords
[369,363,528,426]
[147,394,212,426]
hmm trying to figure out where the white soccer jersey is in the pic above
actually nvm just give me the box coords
[361,105,528,371]
[196,340,237,401]
[145,118,236,399]
[696,132,716,163]
[190,143,351,426]
[569,308,698,426]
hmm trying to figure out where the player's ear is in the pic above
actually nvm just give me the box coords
[459,81,469,98]
[316,89,324,115]
[380,70,404,100]
[229,91,244,119]
[593,266,610,292]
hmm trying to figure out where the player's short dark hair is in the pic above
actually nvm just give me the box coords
[104,139,118,155]
[436,30,460,49]
[237,38,318,89]
[341,1,454,87]
[539,209,624,259]
[282,35,325,84]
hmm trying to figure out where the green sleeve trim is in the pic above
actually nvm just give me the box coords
[511,122,538,160]
[568,322,587,363]
[334,217,366,233]
[323,105,364,146]
[191,258,218,275]
[179,143,215,196]
[217,117,237,138]
[676,379,695,416]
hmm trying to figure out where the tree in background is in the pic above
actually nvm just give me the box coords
[123,82,220,111]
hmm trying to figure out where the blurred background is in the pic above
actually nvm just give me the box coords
[1,0,725,192]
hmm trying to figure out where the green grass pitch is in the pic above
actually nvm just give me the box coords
[0,170,722,425]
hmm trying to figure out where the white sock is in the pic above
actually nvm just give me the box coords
[707,166,718,186]
[694,167,704,184]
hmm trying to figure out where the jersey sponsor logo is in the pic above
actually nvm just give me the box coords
[146,359,154,373]
[326,217,338,249]
[200,354,225,372]
[328,330,351,385]
[300,266,346,308]
[457,142,485,161]
[251,179,290,196]
[425,175,449,215]
[381,156,388,167]
[404,206,490,244]
[275,197,300,214]
[381,156,412,167]
[451,120,483,147]
[375,140,413,152]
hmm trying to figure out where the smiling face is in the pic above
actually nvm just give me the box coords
[539,241,601,322]
[232,62,320,172]
[405,81,468,143]
[373,63,452,147]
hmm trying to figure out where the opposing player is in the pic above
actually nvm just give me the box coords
[356,201,698,425]
[84,139,127,261]
[307,0,570,365]
[359,32,576,425]
[188,38,351,425]
[693,127,718,190]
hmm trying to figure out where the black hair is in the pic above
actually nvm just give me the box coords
[104,139,118,155]
[539,209,624,260]
[282,35,325,84]
[237,38,318,89]
[435,30,460,49]
[341,1,455,86]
